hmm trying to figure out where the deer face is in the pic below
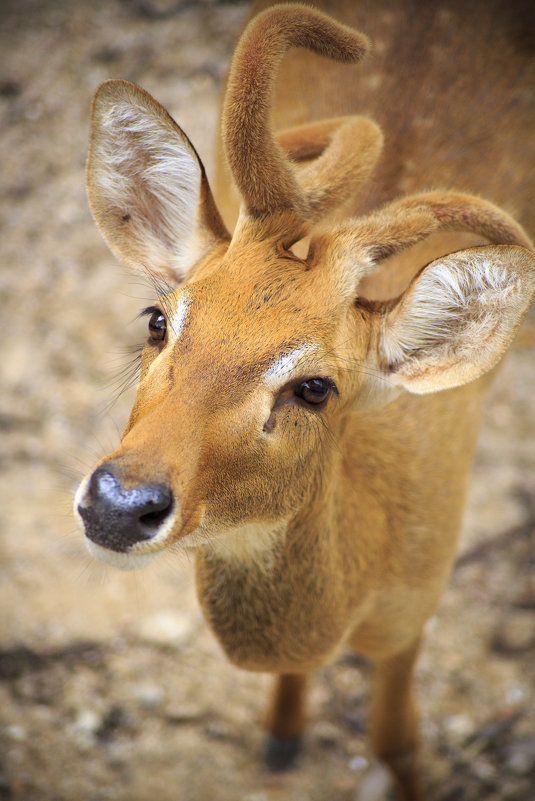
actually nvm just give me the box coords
[75,222,378,568]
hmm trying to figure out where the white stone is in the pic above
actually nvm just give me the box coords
[137,610,195,647]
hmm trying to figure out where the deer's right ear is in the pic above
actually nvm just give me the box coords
[87,80,229,285]
[378,245,535,394]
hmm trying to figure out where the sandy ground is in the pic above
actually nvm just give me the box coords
[1,1,534,800]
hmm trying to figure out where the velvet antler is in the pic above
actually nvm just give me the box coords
[222,4,379,227]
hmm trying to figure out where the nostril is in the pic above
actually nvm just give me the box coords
[138,492,174,532]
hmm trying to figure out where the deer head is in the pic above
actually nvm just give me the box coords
[75,4,535,570]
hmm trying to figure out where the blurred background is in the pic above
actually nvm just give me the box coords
[1,1,534,799]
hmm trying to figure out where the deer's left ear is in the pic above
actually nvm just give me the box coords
[379,245,535,393]
[87,80,229,285]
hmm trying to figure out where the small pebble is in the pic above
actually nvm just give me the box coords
[70,708,102,751]
[165,702,206,723]
[354,762,392,801]
[204,720,231,741]
[131,681,164,709]
[74,708,101,735]
[473,757,495,780]
[6,725,26,742]
[311,721,341,746]
[444,713,473,740]
[349,754,369,771]
[507,749,535,776]
[137,610,195,647]
[505,684,528,705]
[493,611,535,653]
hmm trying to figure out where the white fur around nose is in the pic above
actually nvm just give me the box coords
[85,540,160,571]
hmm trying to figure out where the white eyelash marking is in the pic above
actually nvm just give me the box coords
[263,345,316,389]
[170,292,191,338]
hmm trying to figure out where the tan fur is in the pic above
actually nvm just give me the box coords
[77,3,535,799]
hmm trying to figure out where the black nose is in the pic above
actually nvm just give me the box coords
[78,466,174,552]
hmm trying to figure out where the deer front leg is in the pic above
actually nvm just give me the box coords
[264,672,308,771]
[370,638,424,801]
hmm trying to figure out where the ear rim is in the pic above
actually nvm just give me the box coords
[87,79,229,285]
[378,244,535,395]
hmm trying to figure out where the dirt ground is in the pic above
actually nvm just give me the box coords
[1,1,534,800]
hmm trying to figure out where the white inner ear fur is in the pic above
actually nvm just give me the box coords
[380,247,531,393]
[92,97,207,279]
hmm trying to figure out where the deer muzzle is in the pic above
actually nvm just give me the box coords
[75,464,176,568]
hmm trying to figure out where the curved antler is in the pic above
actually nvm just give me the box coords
[222,4,371,222]
[283,116,384,223]
[377,191,533,255]
[314,191,534,274]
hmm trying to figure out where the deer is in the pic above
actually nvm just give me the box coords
[74,1,535,798]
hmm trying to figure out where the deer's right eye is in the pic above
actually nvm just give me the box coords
[146,308,167,342]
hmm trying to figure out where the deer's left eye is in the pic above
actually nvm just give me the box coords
[145,308,166,342]
[295,378,336,406]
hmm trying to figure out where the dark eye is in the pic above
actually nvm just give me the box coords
[295,378,336,406]
[148,309,166,342]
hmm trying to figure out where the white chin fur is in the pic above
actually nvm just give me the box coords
[86,539,160,571]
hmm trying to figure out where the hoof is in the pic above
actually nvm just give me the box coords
[264,734,302,771]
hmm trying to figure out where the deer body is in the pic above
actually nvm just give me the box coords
[75,2,535,798]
